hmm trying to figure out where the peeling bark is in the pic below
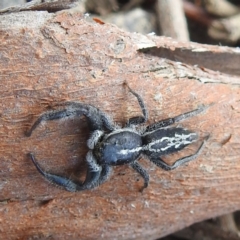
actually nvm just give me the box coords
[0,10,240,240]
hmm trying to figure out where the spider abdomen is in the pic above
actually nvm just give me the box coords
[143,128,198,157]
[95,130,142,165]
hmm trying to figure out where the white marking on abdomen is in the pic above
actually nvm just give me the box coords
[118,133,197,155]
[144,133,197,153]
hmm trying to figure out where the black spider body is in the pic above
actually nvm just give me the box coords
[27,85,208,192]
[94,129,142,165]
[142,128,198,158]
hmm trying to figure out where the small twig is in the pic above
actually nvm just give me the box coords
[183,0,212,26]
[156,0,189,41]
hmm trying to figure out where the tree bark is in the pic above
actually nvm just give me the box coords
[0,10,240,240]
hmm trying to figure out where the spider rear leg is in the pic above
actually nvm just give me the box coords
[149,135,209,171]
[125,84,148,126]
[145,105,209,132]
[130,161,149,191]
[28,151,102,192]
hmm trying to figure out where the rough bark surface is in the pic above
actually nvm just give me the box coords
[0,10,240,240]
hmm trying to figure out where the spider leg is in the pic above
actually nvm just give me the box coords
[28,153,82,192]
[145,105,209,132]
[97,165,112,186]
[26,108,79,137]
[125,84,148,126]
[28,151,102,192]
[62,102,116,131]
[26,102,116,137]
[83,151,102,189]
[149,136,209,171]
[130,161,149,191]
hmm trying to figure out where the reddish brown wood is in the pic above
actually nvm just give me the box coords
[0,10,240,240]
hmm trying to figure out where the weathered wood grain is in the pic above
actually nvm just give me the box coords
[0,10,240,240]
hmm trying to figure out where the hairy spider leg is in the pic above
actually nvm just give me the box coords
[149,135,209,171]
[56,102,116,131]
[125,84,149,126]
[28,151,103,192]
[130,161,149,191]
[26,109,79,137]
[26,103,116,137]
[84,151,102,188]
[28,153,81,192]
[97,165,112,186]
[145,105,209,132]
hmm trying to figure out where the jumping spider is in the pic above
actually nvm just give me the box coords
[26,85,209,192]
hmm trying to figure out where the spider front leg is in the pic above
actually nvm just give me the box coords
[26,102,116,137]
[149,136,209,171]
[84,151,103,189]
[145,105,209,132]
[125,84,148,126]
[97,164,112,186]
[28,151,102,192]
[28,153,82,192]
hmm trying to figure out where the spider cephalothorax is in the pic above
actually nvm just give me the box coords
[26,85,209,192]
